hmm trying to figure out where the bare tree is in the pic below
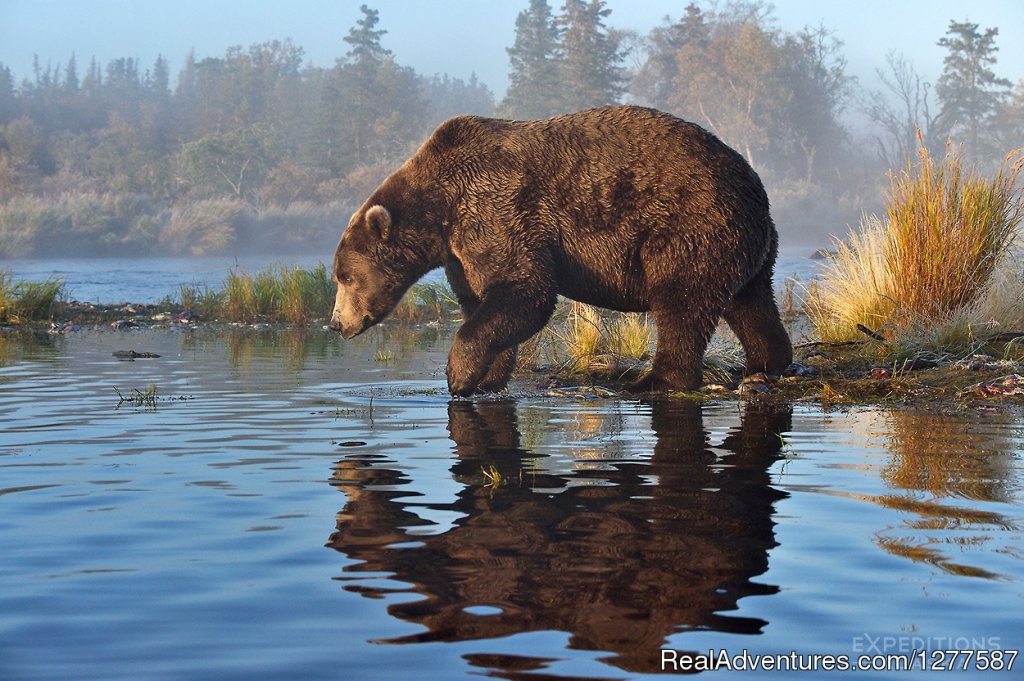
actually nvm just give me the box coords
[863,51,940,167]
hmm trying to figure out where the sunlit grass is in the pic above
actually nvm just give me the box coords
[611,312,653,361]
[554,302,605,371]
[225,270,259,322]
[887,142,1022,320]
[541,302,741,384]
[280,263,335,325]
[806,140,1024,354]
[805,216,895,342]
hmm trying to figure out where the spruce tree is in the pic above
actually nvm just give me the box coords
[501,0,564,119]
[318,5,426,174]
[64,54,79,92]
[936,20,1011,160]
[344,4,391,64]
[633,3,708,108]
[557,0,626,111]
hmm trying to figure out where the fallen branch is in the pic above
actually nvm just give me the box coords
[794,339,867,350]
[856,323,887,341]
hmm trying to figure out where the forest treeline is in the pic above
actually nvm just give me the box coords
[0,1,1021,257]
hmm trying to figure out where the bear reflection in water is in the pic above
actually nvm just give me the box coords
[326,400,791,674]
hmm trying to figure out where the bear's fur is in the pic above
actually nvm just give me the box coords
[330,105,792,396]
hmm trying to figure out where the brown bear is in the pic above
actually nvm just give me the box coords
[329,105,792,396]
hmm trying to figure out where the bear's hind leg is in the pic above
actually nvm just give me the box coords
[634,301,721,392]
[722,266,792,377]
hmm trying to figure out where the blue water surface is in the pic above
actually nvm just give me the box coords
[0,324,1021,680]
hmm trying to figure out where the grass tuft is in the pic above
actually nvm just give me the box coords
[393,282,459,323]
[0,271,65,323]
[885,141,1022,322]
[217,264,335,324]
[556,302,606,371]
[806,140,1024,353]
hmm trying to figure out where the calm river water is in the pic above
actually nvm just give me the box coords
[1,322,1021,680]
[0,252,822,304]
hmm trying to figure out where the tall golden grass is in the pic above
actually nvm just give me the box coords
[807,140,1024,351]
[546,302,653,373]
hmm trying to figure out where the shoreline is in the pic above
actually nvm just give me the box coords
[4,306,1023,409]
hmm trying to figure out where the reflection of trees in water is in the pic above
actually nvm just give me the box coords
[852,409,1019,579]
[327,399,791,674]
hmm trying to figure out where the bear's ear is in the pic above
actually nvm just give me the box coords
[365,205,393,241]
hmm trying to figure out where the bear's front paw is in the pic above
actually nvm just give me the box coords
[446,351,483,397]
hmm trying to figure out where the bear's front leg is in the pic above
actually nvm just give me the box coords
[444,260,518,394]
[446,286,555,397]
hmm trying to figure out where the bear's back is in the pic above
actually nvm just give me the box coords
[422,106,752,188]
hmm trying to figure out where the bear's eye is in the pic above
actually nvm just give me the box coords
[338,272,352,284]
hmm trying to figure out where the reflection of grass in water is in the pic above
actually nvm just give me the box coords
[114,384,158,408]
[825,408,1018,580]
[884,409,1012,502]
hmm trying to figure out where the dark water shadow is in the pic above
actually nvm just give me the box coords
[326,399,792,675]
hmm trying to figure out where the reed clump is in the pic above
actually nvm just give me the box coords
[178,283,223,320]
[177,263,335,324]
[806,140,1024,353]
[223,264,335,323]
[0,271,65,323]
[545,302,651,374]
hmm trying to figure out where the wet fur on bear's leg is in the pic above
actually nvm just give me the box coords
[631,300,722,392]
[444,261,520,394]
[446,286,556,397]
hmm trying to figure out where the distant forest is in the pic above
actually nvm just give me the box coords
[0,1,1021,257]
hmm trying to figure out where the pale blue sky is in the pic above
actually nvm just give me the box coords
[1,0,1022,98]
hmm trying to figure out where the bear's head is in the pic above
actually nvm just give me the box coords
[329,204,426,339]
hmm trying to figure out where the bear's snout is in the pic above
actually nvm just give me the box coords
[333,314,372,340]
